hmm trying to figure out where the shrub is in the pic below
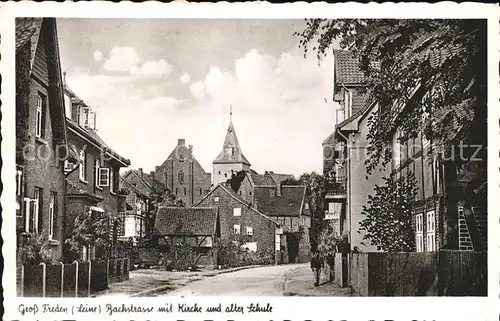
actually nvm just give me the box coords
[163,243,194,271]
[215,238,275,268]
[18,233,59,267]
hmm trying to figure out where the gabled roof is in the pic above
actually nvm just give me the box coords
[253,185,307,217]
[334,50,366,85]
[193,183,279,226]
[121,169,164,196]
[248,172,275,186]
[119,176,147,198]
[213,119,251,166]
[154,207,218,236]
[268,173,295,185]
[16,18,68,147]
[15,18,43,71]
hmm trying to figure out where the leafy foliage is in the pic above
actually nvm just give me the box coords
[64,209,111,261]
[317,225,349,257]
[295,19,486,175]
[359,172,418,252]
[215,237,275,268]
[225,170,248,193]
[18,233,59,266]
[297,172,326,251]
[162,242,194,271]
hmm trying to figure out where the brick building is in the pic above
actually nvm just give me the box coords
[63,80,131,260]
[154,139,211,206]
[212,113,251,186]
[193,184,279,253]
[15,18,74,259]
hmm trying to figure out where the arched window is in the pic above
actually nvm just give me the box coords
[178,170,184,184]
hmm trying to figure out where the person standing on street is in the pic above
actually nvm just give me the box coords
[310,252,324,286]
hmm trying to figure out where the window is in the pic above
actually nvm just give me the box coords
[184,187,187,195]
[426,210,436,252]
[415,213,424,252]
[214,196,219,203]
[95,159,101,188]
[224,173,227,178]
[233,224,241,234]
[64,160,75,173]
[197,236,213,247]
[79,149,86,181]
[78,106,96,130]
[110,168,115,192]
[35,93,46,138]
[178,171,184,184]
[233,208,241,216]
[32,187,42,234]
[200,188,203,195]
[48,192,57,239]
[99,167,110,187]
[392,129,401,169]
[246,227,253,236]
[218,171,221,175]
[175,188,178,195]
[16,167,23,215]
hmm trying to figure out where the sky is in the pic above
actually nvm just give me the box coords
[57,19,340,177]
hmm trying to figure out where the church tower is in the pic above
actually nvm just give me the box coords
[213,107,251,185]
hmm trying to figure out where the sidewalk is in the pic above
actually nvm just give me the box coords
[94,265,259,297]
[283,264,352,297]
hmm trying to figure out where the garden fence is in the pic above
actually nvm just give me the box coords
[17,258,130,297]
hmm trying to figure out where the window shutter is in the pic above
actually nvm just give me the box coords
[99,168,110,186]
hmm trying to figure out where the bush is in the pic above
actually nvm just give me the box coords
[18,233,59,267]
[215,238,275,268]
[162,243,194,271]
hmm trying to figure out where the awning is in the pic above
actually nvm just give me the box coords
[89,206,105,213]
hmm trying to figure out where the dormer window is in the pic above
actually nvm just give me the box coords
[78,106,96,130]
[225,146,234,156]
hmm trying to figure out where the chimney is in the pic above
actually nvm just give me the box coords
[138,168,143,178]
[63,71,67,86]
[188,145,193,158]
[178,138,185,146]
[155,166,160,173]
[264,171,268,175]
[150,171,155,182]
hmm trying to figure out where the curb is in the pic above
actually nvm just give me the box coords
[128,265,261,297]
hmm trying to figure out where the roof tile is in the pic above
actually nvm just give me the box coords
[253,186,306,217]
[154,207,218,236]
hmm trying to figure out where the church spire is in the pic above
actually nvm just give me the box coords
[213,105,251,166]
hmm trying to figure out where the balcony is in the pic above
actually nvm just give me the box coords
[325,177,347,197]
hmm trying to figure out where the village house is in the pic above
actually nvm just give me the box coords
[326,50,487,253]
[121,168,166,241]
[63,79,131,260]
[153,207,220,267]
[232,171,311,262]
[15,18,74,259]
[193,184,279,253]
[118,177,149,244]
[154,139,211,206]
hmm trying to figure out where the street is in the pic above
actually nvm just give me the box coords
[150,263,351,297]
[164,264,301,296]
